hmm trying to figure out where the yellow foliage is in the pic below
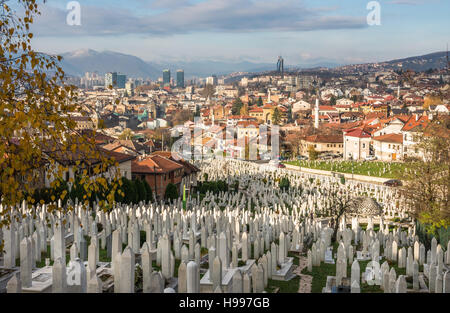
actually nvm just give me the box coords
[423,95,443,110]
[0,0,121,229]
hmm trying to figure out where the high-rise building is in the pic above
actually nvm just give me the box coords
[105,72,117,88]
[117,74,127,89]
[206,75,218,86]
[176,70,185,88]
[125,82,134,96]
[163,69,171,86]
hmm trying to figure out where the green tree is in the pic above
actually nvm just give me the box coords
[287,106,294,123]
[330,95,337,106]
[232,98,244,115]
[272,108,282,125]
[194,105,200,117]
[142,179,153,202]
[135,179,146,203]
[257,96,263,107]
[279,177,290,191]
[120,178,137,204]
[164,183,179,201]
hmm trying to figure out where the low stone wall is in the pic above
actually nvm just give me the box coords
[284,164,395,185]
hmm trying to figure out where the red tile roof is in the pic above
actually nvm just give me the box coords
[305,134,343,143]
[372,133,403,144]
[344,128,371,138]
[401,115,429,132]
[131,154,183,174]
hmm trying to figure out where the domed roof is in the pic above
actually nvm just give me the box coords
[348,197,383,217]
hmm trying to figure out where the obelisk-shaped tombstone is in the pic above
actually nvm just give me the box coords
[52,257,67,293]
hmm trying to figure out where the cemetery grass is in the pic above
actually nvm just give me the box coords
[285,161,406,179]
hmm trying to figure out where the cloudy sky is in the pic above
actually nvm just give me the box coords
[19,0,450,65]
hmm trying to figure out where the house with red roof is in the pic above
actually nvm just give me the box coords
[372,133,404,161]
[343,128,372,160]
[131,153,187,201]
[401,114,429,159]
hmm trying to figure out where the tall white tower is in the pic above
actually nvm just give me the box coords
[397,86,400,99]
[268,89,272,103]
[314,98,320,129]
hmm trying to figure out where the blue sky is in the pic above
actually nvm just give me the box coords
[23,0,450,65]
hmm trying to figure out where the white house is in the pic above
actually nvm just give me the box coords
[401,115,429,160]
[343,128,372,160]
[372,118,405,137]
[372,133,404,161]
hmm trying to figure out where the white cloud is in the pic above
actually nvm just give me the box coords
[31,0,367,37]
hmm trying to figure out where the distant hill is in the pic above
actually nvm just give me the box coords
[382,51,448,71]
[60,49,161,79]
[58,49,450,79]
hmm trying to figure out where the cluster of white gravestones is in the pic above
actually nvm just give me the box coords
[307,220,450,293]
[1,159,448,294]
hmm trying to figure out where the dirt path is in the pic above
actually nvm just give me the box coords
[295,254,312,293]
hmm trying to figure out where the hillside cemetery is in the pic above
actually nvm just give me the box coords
[0,159,449,293]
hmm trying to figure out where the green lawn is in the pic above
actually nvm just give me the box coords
[284,160,407,179]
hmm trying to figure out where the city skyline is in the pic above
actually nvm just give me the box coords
[19,0,450,66]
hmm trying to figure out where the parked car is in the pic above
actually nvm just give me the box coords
[297,155,308,160]
[277,163,286,168]
[383,179,403,187]
[365,155,377,161]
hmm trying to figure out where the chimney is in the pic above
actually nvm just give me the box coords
[415,114,419,122]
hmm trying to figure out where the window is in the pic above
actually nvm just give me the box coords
[362,143,366,148]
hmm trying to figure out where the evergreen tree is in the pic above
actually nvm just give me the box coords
[135,179,146,203]
[121,177,137,204]
[232,98,244,115]
[279,177,290,191]
[142,179,153,202]
[194,105,200,117]
[287,106,293,123]
[257,96,263,107]
[272,108,282,125]
[330,95,337,106]
[164,183,179,201]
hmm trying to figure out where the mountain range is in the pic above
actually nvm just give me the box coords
[58,49,449,80]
